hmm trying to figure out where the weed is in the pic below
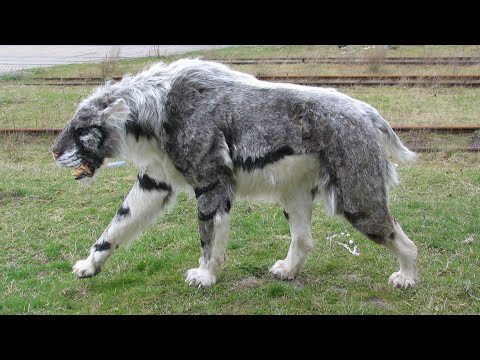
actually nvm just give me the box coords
[364,46,387,73]
[99,46,122,80]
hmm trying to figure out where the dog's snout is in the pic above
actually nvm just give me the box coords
[52,151,62,160]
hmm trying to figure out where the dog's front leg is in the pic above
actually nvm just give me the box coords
[72,170,176,278]
[185,183,232,288]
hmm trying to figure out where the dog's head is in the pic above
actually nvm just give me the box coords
[52,97,130,181]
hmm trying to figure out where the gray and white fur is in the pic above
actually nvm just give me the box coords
[52,59,419,288]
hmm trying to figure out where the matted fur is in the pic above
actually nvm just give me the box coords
[52,59,419,288]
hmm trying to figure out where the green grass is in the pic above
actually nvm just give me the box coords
[342,87,480,126]
[0,84,92,129]
[0,135,479,314]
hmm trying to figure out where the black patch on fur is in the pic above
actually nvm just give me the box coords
[198,200,231,221]
[194,180,220,198]
[138,174,172,192]
[74,125,108,150]
[311,187,318,199]
[366,233,385,244]
[283,210,289,220]
[125,120,154,141]
[72,125,107,169]
[200,238,206,248]
[221,164,234,180]
[221,129,235,159]
[198,210,216,222]
[233,146,294,172]
[94,242,111,252]
[117,205,130,217]
[343,210,366,223]
[162,121,173,136]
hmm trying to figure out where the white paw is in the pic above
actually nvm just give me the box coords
[185,268,217,288]
[72,259,101,278]
[388,271,417,289]
[269,260,297,280]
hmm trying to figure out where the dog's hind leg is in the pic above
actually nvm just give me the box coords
[319,135,418,288]
[344,205,418,288]
[384,220,418,288]
[270,188,314,280]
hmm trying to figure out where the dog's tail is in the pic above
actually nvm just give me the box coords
[373,113,418,163]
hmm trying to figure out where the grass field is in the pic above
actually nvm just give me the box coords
[0,45,479,314]
[0,135,479,314]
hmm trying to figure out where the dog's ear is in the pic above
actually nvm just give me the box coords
[103,98,130,122]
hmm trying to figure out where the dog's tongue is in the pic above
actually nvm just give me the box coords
[72,162,94,180]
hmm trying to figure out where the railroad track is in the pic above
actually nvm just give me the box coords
[20,75,480,87]
[205,57,480,65]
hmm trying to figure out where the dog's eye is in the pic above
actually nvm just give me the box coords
[76,128,89,137]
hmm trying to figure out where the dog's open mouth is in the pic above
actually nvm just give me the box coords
[72,161,95,180]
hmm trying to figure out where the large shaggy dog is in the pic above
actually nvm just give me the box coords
[52,59,419,288]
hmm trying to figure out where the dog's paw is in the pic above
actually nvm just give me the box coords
[270,260,297,280]
[388,271,417,289]
[73,259,101,278]
[185,268,217,288]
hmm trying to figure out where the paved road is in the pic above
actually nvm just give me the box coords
[0,45,233,74]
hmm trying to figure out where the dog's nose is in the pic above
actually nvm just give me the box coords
[52,151,62,160]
